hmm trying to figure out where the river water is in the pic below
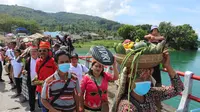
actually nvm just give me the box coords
[76,48,200,110]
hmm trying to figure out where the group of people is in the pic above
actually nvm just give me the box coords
[0,25,184,112]
[0,34,120,112]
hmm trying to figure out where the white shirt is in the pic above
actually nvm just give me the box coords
[69,63,89,83]
[30,57,37,81]
[5,49,15,60]
[12,58,23,78]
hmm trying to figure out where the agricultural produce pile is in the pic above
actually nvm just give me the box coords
[114,39,166,55]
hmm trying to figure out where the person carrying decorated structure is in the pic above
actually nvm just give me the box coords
[112,38,184,112]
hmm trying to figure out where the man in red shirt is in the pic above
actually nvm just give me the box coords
[33,41,57,112]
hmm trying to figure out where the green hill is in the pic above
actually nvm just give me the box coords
[0,4,121,32]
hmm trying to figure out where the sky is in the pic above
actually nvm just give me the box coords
[1,0,200,37]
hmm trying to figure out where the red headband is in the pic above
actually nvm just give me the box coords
[39,41,50,49]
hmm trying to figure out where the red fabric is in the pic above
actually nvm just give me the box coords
[48,51,53,57]
[36,57,57,93]
[81,72,114,109]
[39,41,50,49]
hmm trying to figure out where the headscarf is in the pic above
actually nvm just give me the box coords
[39,41,50,49]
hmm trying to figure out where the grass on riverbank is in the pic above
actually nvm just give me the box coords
[73,40,180,52]
[74,40,122,48]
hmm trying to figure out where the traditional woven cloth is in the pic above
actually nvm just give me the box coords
[22,74,29,100]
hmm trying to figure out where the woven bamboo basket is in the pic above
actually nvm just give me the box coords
[115,53,163,68]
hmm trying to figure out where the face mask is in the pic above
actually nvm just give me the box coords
[133,81,151,96]
[58,63,70,73]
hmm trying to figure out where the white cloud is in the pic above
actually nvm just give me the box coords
[149,3,163,13]
[177,7,200,13]
[194,28,200,36]
[133,19,162,26]
[1,0,67,12]
[0,0,133,20]
[63,0,134,19]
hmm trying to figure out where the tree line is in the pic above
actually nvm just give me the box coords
[0,5,121,34]
[0,13,199,50]
[0,14,41,34]
[118,22,199,50]
[0,14,117,37]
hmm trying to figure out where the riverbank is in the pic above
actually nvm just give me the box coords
[74,40,178,52]
[74,40,122,48]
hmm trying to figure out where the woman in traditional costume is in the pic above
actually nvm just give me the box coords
[112,50,184,112]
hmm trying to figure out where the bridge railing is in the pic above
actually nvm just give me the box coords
[79,56,200,112]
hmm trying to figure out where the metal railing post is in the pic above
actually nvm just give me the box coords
[177,71,193,112]
[85,57,90,68]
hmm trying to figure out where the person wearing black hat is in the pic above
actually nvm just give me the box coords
[69,53,89,84]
